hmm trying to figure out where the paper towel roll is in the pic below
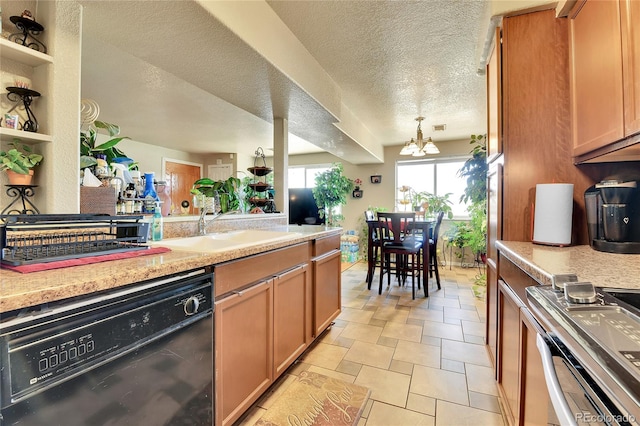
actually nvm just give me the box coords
[533,183,574,246]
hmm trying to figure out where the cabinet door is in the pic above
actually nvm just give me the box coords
[215,280,273,426]
[570,0,625,155]
[313,249,341,337]
[273,264,311,378]
[497,280,523,425]
[487,27,502,162]
[486,263,498,369]
[621,0,640,136]
[520,308,550,426]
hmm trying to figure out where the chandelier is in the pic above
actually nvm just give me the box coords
[399,116,440,156]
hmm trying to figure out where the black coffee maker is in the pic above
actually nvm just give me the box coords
[584,177,640,253]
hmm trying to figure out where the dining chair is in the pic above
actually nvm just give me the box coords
[364,210,381,289]
[428,211,445,290]
[374,212,424,299]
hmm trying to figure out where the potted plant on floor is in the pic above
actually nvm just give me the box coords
[312,163,354,226]
[0,139,43,185]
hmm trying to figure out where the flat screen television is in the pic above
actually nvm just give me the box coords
[288,188,324,225]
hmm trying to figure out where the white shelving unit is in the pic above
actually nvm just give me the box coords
[1,37,54,145]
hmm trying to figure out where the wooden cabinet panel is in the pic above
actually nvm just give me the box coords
[313,234,340,257]
[215,280,273,426]
[520,308,550,426]
[215,242,309,297]
[621,0,640,136]
[487,27,503,162]
[313,249,341,336]
[487,159,502,264]
[570,0,625,155]
[273,265,311,378]
[497,280,524,425]
[486,262,498,368]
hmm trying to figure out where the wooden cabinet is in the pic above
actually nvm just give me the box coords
[214,235,340,425]
[312,235,341,337]
[273,264,311,377]
[496,254,551,426]
[485,159,502,367]
[497,280,523,425]
[215,279,273,426]
[486,27,502,162]
[570,0,640,159]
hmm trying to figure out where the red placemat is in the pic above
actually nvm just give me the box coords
[1,246,171,274]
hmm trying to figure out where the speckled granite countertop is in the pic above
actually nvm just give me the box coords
[0,225,340,313]
[497,241,640,289]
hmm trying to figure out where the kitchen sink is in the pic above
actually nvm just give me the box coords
[153,230,301,253]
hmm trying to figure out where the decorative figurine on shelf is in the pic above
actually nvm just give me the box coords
[6,86,41,132]
[8,10,47,53]
[21,10,34,20]
[352,178,363,198]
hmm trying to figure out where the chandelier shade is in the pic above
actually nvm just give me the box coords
[400,116,440,156]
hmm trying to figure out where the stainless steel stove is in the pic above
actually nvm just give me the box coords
[527,281,640,425]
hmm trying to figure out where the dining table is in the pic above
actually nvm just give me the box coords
[365,217,435,296]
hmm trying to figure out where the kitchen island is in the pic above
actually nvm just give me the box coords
[0,225,340,313]
[491,241,640,425]
[1,224,342,426]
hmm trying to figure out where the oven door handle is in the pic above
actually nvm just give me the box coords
[536,333,578,426]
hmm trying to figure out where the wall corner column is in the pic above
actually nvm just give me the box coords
[273,118,288,217]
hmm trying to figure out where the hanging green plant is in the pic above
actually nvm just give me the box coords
[311,163,354,227]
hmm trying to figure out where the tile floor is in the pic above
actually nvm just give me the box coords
[240,261,505,426]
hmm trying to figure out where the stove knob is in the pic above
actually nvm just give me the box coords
[564,282,598,304]
[183,296,200,316]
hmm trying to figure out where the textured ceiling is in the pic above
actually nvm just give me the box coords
[79,0,490,164]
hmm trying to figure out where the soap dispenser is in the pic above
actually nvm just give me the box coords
[152,202,163,241]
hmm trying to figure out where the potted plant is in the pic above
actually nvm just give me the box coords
[0,139,43,185]
[312,163,354,227]
[457,134,487,263]
[191,176,242,213]
[80,120,134,170]
[425,192,454,219]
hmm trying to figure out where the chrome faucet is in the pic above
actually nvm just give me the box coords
[198,206,242,236]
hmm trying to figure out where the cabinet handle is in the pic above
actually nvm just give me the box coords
[233,290,244,296]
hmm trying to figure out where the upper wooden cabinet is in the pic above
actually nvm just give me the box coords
[570,0,640,159]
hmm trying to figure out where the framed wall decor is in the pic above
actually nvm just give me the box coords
[370,175,382,184]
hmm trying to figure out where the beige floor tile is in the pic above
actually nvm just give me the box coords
[465,363,499,396]
[300,341,348,370]
[469,391,502,414]
[408,306,444,323]
[355,365,411,408]
[462,319,485,337]
[344,340,394,369]
[377,335,399,348]
[366,401,435,426]
[339,306,375,324]
[318,323,345,344]
[393,340,441,368]
[389,359,414,375]
[406,392,437,417]
[441,358,465,374]
[306,365,356,383]
[410,365,469,406]
[340,322,384,343]
[422,320,464,341]
[435,400,504,426]
[441,339,492,367]
[443,306,481,322]
[428,296,461,309]
[336,359,363,376]
[381,321,423,342]
[372,305,410,323]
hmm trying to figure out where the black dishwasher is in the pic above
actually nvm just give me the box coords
[0,268,214,425]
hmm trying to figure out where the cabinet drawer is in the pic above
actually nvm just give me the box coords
[313,234,340,257]
[498,252,539,307]
[215,242,310,297]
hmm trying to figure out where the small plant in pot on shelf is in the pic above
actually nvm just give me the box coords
[0,139,43,185]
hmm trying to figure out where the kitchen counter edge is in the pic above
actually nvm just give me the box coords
[496,241,640,290]
[0,227,341,313]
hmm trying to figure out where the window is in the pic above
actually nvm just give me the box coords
[396,158,470,218]
[288,165,330,188]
